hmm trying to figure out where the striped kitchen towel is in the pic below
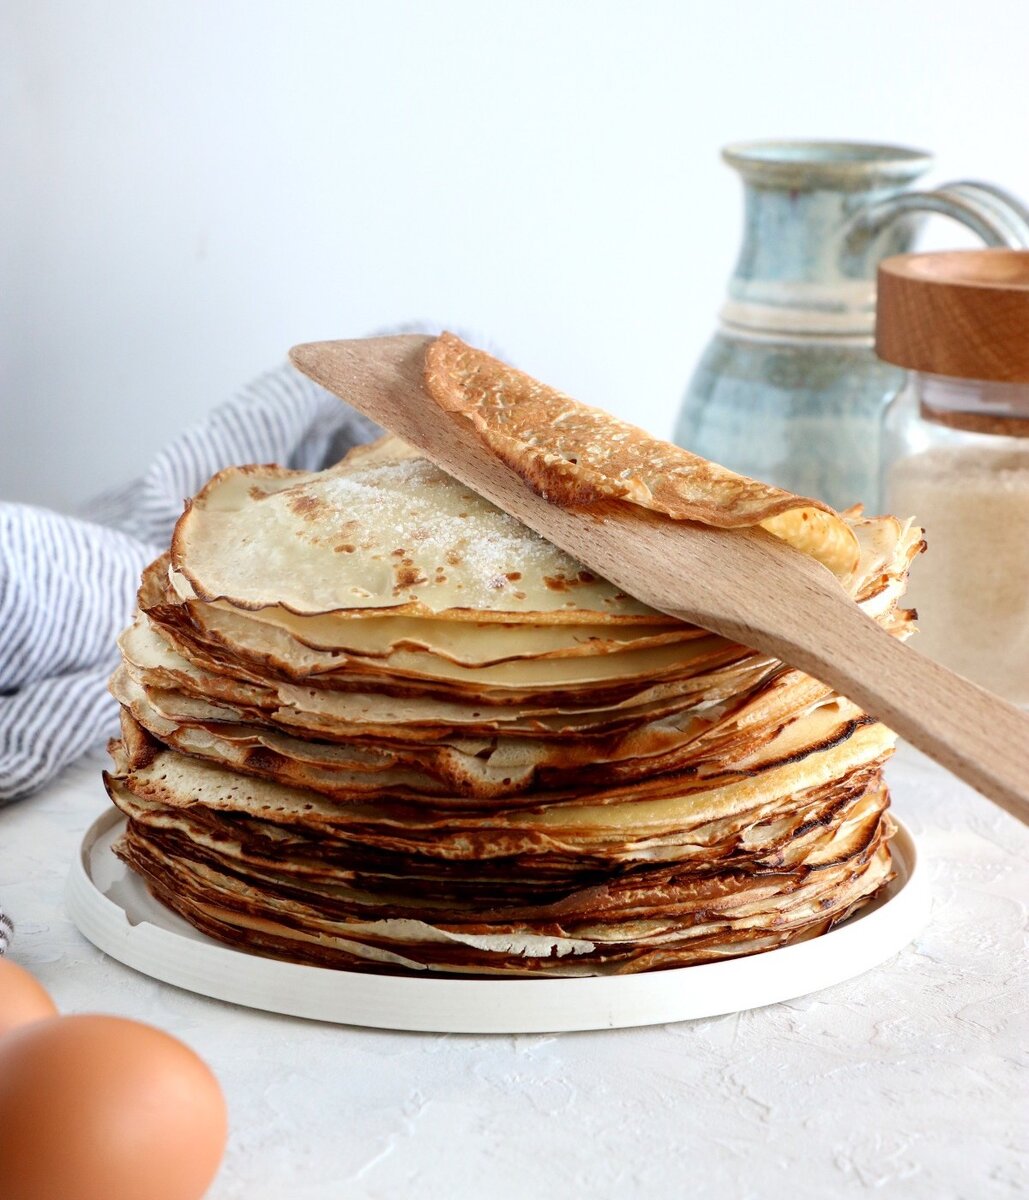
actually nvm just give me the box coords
[0,362,380,808]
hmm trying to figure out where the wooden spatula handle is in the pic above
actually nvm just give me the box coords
[712,596,1029,825]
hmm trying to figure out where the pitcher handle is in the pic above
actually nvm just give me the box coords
[847,179,1029,250]
[943,181,1029,244]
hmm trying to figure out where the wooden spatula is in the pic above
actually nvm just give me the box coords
[290,334,1029,825]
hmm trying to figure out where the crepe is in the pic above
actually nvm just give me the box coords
[170,440,662,620]
[424,333,861,581]
[103,333,924,978]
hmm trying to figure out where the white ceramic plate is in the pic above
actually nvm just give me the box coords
[66,807,929,1033]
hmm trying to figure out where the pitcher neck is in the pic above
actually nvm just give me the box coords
[720,141,933,338]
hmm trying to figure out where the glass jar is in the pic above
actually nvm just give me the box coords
[877,251,1029,704]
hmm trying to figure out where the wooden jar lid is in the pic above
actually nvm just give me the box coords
[876,249,1029,382]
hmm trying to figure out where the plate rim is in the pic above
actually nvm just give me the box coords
[65,806,930,1033]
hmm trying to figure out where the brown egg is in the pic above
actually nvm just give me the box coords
[0,959,58,1038]
[0,1014,228,1200]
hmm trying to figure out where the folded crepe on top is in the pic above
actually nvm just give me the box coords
[423,332,862,581]
[103,334,924,976]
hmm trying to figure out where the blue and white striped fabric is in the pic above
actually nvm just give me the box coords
[0,363,379,808]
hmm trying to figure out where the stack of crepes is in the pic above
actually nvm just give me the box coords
[104,334,924,977]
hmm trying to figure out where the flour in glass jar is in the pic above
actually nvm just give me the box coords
[888,444,1029,703]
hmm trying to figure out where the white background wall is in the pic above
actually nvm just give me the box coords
[3,0,1028,511]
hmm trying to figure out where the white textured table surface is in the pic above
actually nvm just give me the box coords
[1,746,1025,1200]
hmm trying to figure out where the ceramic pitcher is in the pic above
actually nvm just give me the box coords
[674,141,1029,511]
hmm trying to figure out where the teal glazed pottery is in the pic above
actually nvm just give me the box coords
[675,140,1029,510]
